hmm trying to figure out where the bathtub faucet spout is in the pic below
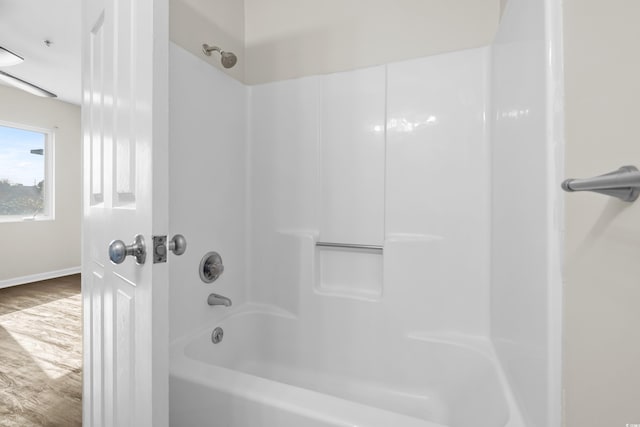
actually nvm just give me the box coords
[208,293,232,307]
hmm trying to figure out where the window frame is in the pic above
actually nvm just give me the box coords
[0,120,55,223]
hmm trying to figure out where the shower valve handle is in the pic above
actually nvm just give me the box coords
[199,252,224,283]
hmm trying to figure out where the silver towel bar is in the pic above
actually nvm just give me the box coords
[316,242,383,251]
[561,165,640,202]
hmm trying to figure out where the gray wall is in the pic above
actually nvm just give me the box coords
[564,0,640,425]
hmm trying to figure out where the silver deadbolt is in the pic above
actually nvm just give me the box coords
[199,252,224,283]
[109,234,146,265]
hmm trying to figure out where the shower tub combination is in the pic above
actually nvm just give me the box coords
[168,0,562,424]
[170,305,524,427]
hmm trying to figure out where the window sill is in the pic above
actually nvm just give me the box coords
[0,216,54,224]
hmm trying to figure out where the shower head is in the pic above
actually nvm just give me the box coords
[220,51,238,69]
[202,44,238,69]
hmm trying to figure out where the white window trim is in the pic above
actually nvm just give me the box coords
[0,120,55,223]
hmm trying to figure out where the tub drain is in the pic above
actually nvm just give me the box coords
[211,327,224,344]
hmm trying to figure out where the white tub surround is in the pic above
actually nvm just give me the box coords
[170,43,520,427]
[490,0,564,425]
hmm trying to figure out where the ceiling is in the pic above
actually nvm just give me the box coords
[0,0,81,105]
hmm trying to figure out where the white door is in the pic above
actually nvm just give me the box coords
[81,0,169,425]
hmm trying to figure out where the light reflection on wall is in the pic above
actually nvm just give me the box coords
[375,115,439,134]
[498,109,531,119]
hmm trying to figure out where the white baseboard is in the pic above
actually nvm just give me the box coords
[0,267,81,290]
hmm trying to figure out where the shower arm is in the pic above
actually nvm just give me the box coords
[202,44,221,56]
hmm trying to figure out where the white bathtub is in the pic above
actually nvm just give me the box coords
[170,304,524,427]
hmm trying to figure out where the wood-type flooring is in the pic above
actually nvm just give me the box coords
[0,274,82,426]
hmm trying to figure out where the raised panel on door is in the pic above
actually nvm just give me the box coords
[89,269,104,427]
[113,0,136,207]
[115,275,136,426]
[89,13,105,206]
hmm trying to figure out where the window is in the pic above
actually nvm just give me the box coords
[0,122,54,221]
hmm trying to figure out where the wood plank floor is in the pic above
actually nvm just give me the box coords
[0,274,82,427]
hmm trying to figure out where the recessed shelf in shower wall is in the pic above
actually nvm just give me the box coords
[314,244,383,301]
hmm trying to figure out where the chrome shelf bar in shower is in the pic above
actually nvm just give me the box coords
[316,242,383,251]
[561,165,640,202]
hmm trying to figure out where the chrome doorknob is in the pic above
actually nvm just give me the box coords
[109,234,146,265]
[169,234,187,256]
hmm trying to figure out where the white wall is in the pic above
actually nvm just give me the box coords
[490,0,563,426]
[0,84,81,284]
[168,43,247,342]
[386,49,492,335]
[168,40,491,342]
[248,48,491,336]
[563,1,640,425]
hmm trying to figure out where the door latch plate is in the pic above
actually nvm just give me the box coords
[153,235,167,263]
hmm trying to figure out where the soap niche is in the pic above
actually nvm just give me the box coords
[314,245,383,301]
